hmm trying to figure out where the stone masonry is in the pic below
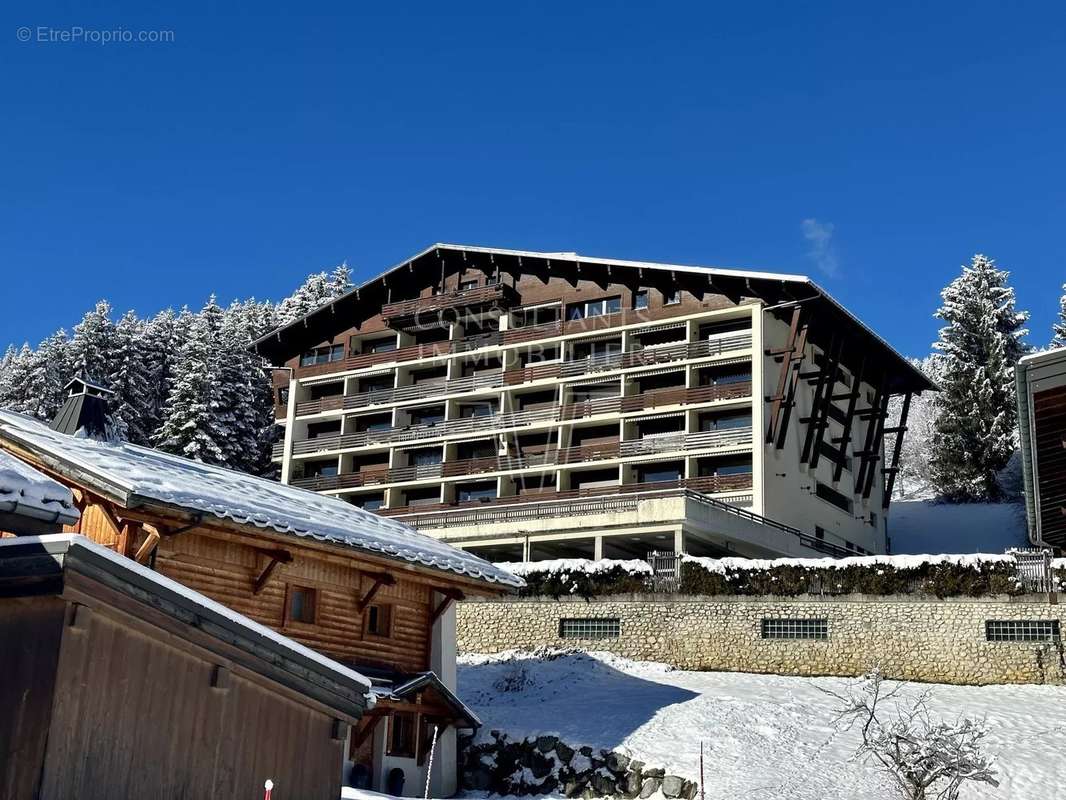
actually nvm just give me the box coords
[457,593,1066,685]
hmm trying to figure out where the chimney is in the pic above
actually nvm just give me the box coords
[50,374,114,440]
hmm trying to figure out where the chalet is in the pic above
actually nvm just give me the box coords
[255,243,932,562]
[0,383,522,797]
[1017,347,1066,552]
[0,534,371,800]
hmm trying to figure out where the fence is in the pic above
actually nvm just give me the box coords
[648,550,681,593]
[1009,547,1055,593]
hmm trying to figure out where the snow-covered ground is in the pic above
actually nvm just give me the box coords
[458,650,1066,800]
[889,499,1029,554]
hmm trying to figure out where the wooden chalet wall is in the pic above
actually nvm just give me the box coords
[60,489,455,674]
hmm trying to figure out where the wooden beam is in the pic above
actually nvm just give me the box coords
[429,588,465,627]
[253,549,293,595]
[802,336,842,467]
[357,571,397,612]
[133,524,161,564]
[351,714,385,751]
[881,391,912,508]
[833,356,865,483]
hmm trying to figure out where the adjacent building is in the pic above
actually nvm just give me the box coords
[256,244,931,561]
[0,384,521,797]
[1017,346,1066,552]
[0,534,370,800]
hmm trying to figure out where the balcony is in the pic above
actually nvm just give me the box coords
[280,381,753,458]
[376,473,754,518]
[294,372,506,417]
[381,283,519,329]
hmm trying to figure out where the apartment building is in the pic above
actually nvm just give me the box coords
[256,244,932,562]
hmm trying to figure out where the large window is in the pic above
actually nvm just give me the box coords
[700,413,752,431]
[361,337,397,354]
[458,482,497,503]
[567,296,622,320]
[637,463,682,484]
[299,343,344,367]
[559,618,621,639]
[407,447,443,467]
[512,304,561,328]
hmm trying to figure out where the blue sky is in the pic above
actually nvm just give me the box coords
[3,1,1064,357]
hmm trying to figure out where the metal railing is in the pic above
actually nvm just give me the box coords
[1009,548,1055,593]
[648,550,680,593]
[381,282,518,322]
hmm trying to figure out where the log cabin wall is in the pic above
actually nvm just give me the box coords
[63,498,434,674]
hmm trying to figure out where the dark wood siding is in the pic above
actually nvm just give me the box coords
[1034,385,1066,547]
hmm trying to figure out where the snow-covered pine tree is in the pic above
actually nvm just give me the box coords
[929,254,1029,502]
[217,300,275,473]
[70,300,119,386]
[108,311,153,444]
[1052,283,1066,347]
[0,344,36,413]
[886,355,944,499]
[22,330,74,420]
[154,296,230,463]
[275,263,353,325]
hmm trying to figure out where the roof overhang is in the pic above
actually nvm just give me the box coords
[253,243,933,395]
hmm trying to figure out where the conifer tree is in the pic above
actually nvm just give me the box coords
[0,344,35,413]
[154,296,229,463]
[1052,284,1066,347]
[108,311,153,443]
[70,300,119,385]
[23,330,73,420]
[929,255,1029,502]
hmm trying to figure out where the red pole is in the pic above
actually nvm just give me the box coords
[699,742,705,800]
[264,779,274,800]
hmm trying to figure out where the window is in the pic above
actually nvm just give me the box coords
[366,603,393,637]
[761,618,828,640]
[869,512,878,528]
[700,412,752,431]
[559,618,621,639]
[637,464,682,484]
[299,343,344,367]
[816,482,854,513]
[408,447,443,467]
[459,279,479,291]
[458,482,497,503]
[350,493,384,511]
[716,462,753,476]
[409,406,445,426]
[276,387,289,406]
[288,586,317,624]
[459,402,497,418]
[985,620,1060,642]
[633,290,649,310]
[567,296,622,320]
[573,339,622,361]
[512,304,561,328]
[664,289,682,305]
[363,337,397,354]
[388,711,416,757]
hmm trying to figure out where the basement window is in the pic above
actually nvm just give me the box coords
[288,586,317,624]
[559,618,621,640]
[761,618,828,640]
[985,620,1061,643]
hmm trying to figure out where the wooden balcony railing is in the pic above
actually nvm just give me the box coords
[281,381,753,458]
[381,283,519,326]
[291,333,751,419]
[289,426,752,491]
[376,473,754,518]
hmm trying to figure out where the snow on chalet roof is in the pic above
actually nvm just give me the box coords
[0,411,522,589]
[0,447,79,525]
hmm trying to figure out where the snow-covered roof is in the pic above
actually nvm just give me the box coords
[0,448,80,526]
[254,243,932,393]
[0,410,522,589]
[1,534,373,706]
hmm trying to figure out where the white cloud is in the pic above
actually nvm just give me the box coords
[801,218,838,277]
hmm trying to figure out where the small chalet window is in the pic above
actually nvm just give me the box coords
[459,279,479,291]
[633,289,649,310]
[664,289,682,306]
[299,343,344,367]
[366,603,393,637]
[289,586,317,624]
[388,711,417,757]
[276,387,289,406]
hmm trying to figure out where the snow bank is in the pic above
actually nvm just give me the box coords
[457,650,1066,800]
[494,558,653,577]
[680,551,1016,574]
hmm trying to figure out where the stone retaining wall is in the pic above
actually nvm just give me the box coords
[457,593,1065,685]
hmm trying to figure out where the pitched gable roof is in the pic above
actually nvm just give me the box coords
[0,410,523,589]
[254,243,932,394]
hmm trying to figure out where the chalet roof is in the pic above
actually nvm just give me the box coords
[371,670,481,729]
[0,448,80,528]
[0,534,372,718]
[254,243,933,394]
[0,410,523,590]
